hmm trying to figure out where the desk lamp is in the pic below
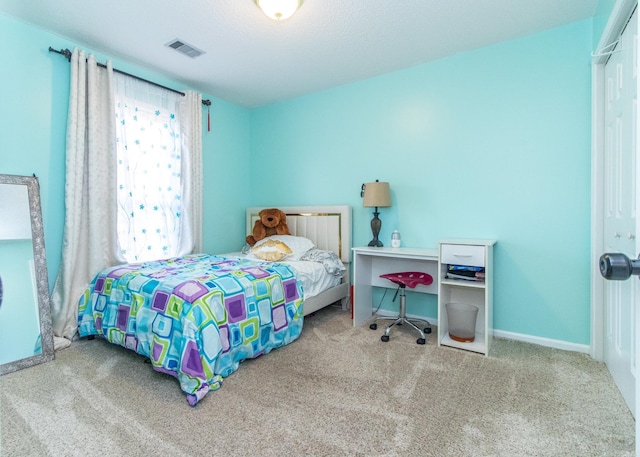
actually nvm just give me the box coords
[362,180,391,247]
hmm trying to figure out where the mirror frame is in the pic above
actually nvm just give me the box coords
[0,174,55,375]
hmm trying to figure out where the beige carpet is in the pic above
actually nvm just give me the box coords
[1,305,635,457]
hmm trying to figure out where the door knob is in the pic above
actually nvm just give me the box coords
[600,252,640,280]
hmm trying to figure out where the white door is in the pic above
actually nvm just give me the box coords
[603,7,638,416]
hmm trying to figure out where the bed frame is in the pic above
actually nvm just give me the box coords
[246,205,352,316]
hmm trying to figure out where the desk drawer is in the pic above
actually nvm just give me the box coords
[441,244,485,267]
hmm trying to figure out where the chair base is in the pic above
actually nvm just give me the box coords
[370,315,432,345]
[370,282,432,345]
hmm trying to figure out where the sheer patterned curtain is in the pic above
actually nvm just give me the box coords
[51,49,120,346]
[114,75,202,261]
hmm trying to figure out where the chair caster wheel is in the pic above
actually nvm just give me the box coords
[381,335,390,342]
[417,338,426,345]
[424,327,432,334]
[369,323,377,330]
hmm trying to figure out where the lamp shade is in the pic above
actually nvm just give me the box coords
[256,0,302,21]
[363,181,391,208]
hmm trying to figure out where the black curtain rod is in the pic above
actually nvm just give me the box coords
[49,47,211,107]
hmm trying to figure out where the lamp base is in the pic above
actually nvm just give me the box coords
[368,209,383,247]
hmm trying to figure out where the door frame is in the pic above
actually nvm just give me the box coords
[591,0,637,362]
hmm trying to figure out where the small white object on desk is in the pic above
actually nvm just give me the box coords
[391,230,401,248]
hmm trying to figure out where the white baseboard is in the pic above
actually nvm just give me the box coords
[371,309,591,354]
[493,329,591,354]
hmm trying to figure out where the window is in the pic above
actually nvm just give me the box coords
[114,74,186,262]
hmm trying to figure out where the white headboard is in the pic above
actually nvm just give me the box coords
[246,206,352,263]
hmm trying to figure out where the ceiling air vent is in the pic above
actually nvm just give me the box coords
[165,39,205,58]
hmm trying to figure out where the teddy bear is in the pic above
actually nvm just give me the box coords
[246,208,291,246]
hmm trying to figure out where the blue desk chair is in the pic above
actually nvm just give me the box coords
[369,271,433,345]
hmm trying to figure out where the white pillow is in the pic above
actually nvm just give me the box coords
[254,235,314,261]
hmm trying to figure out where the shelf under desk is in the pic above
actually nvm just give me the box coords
[351,246,439,327]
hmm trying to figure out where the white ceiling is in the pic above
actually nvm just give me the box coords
[1,0,599,108]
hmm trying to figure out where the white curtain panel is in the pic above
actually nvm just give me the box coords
[51,49,120,346]
[181,90,203,253]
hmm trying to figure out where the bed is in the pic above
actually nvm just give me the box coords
[77,205,351,405]
[244,205,351,315]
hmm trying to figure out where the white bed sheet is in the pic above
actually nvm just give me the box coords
[223,252,342,300]
[281,260,341,300]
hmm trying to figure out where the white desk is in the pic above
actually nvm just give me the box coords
[351,246,438,327]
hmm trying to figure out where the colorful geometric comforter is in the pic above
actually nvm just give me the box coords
[77,254,304,406]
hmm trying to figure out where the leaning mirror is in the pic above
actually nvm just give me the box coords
[0,174,54,375]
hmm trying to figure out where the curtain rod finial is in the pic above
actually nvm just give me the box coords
[48,47,73,61]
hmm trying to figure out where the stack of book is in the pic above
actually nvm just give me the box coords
[446,264,485,282]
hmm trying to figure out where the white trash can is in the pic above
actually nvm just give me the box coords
[446,303,479,343]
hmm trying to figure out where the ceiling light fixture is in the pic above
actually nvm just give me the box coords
[256,0,302,21]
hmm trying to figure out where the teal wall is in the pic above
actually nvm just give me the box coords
[0,15,67,290]
[0,12,599,346]
[0,14,253,289]
[592,0,618,46]
[251,20,594,344]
